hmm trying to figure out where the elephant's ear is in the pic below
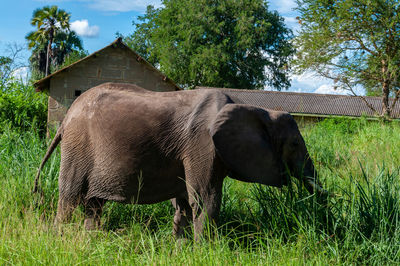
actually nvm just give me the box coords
[210,104,283,187]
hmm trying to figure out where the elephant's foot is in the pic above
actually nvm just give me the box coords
[84,217,101,230]
[54,198,78,225]
[189,193,222,241]
[84,197,106,231]
[53,198,79,236]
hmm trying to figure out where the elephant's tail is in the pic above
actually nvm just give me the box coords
[33,126,63,194]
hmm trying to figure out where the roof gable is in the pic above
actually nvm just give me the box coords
[34,38,181,91]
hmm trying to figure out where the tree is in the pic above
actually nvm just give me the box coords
[293,0,400,118]
[28,31,84,80]
[52,31,84,67]
[26,6,71,76]
[0,44,28,89]
[124,0,294,90]
[53,50,89,73]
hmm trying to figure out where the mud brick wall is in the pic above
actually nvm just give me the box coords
[47,45,177,129]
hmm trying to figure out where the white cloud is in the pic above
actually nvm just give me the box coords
[87,0,162,12]
[283,16,300,33]
[11,67,30,83]
[283,16,297,24]
[287,72,365,95]
[314,84,348,95]
[273,0,296,13]
[71,20,100,38]
[289,72,331,93]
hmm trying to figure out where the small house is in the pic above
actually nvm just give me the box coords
[34,38,180,128]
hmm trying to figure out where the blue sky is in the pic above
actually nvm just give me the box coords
[0,0,355,95]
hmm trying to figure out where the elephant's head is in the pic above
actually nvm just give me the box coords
[210,104,325,195]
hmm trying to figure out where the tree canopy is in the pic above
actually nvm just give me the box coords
[294,0,400,118]
[124,0,294,90]
[26,6,84,80]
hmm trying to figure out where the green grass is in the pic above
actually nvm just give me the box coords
[1,117,400,264]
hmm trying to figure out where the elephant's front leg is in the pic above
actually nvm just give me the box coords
[183,145,226,240]
[187,180,223,241]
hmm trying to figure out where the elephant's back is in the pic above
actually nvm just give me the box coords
[59,84,190,203]
[62,84,233,165]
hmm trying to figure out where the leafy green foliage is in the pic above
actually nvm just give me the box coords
[52,49,88,73]
[125,0,294,89]
[51,31,84,67]
[294,0,400,117]
[0,56,13,87]
[0,56,12,78]
[0,80,47,134]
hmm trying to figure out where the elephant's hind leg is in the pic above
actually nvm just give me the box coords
[55,157,89,229]
[171,197,193,238]
[84,197,107,230]
[54,197,79,227]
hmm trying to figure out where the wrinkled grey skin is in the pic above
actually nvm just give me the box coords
[35,82,325,239]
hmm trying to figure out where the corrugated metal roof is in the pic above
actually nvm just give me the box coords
[197,87,400,118]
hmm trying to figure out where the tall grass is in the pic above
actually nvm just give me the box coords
[1,117,400,264]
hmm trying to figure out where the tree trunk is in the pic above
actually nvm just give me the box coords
[45,28,54,77]
[382,80,390,118]
[381,60,391,118]
[45,41,51,76]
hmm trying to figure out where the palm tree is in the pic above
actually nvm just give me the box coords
[26,6,70,76]
[52,31,84,66]
[29,31,84,80]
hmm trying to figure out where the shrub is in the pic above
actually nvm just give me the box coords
[0,79,47,134]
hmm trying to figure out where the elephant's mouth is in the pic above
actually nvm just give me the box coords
[279,168,327,196]
[280,169,290,186]
[304,176,328,195]
[282,174,290,186]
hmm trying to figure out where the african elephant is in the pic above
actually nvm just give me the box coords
[34,82,325,239]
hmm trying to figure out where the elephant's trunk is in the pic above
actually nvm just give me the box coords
[301,157,327,196]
